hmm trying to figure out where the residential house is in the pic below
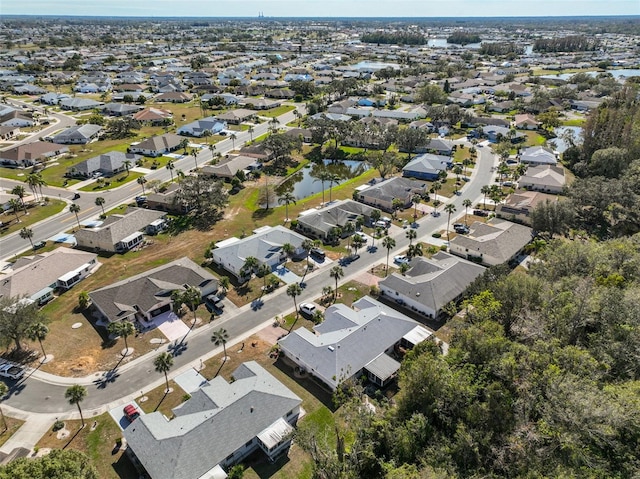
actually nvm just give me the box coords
[0,249,99,305]
[482,125,525,144]
[13,84,46,95]
[177,117,227,137]
[212,225,307,280]
[242,98,281,110]
[0,125,19,141]
[0,110,35,128]
[215,109,256,125]
[0,141,69,168]
[514,113,540,130]
[279,296,433,390]
[283,128,312,143]
[155,92,192,103]
[402,153,451,181]
[89,257,217,324]
[517,164,565,193]
[74,207,166,253]
[59,98,103,111]
[146,183,190,215]
[129,133,182,157]
[39,92,71,106]
[378,252,485,319]
[496,190,559,225]
[200,155,261,180]
[133,107,173,126]
[296,200,377,241]
[357,177,428,212]
[519,146,558,166]
[124,361,301,479]
[67,151,141,178]
[422,138,455,156]
[50,124,102,144]
[100,103,144,117]
[449,217,533,266]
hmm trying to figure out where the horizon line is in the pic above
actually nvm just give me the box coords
[2,14,639,19]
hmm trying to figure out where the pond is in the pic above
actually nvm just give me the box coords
[553,126,583,153]
[276,160,370,201]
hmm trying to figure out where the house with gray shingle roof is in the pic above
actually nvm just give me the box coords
[279,296,433,390]
[518,146,558,166]
[517,165,565,194]
[357,177,428,212]
[125,361,301,479]
[67,151,141,178]
[402,153,451,181]
[176,116,226,137]
[296,200,377,241]
[0,249,99,305]
[74,207,165,253]
[89,257,218,324]
[212,225,307,280]
[129,133,182,157]
[449,218,533,266]
[59,97,103,111]
[200,155,261,180]
[379,252,485,319]
[50,124,102,145]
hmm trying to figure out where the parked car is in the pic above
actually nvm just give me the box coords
[310,247,326,259]
[0,362,25,380]
[123,404,140,422]
[473,209,489,217]
[374,220,388,229]
[454,224,470,234]
[394,255,410,265]
[72,193,81,200]
[32,240,46,250]
[299,303,317,317]
[205,294,224,313]
[355,231,368,242]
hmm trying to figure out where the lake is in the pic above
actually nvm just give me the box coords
[276,160,369,201]
[541,69,640,81]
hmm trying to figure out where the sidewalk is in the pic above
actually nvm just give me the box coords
[0,412,56,455]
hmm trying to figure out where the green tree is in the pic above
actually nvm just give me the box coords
[257,263,272,291]
[154,352,174,393]
[444,204,457,245]
[405,228,417,246]
[329,265,344,301]
[219,276,230,295]
[69,203,81,229]
[211,328,229,361]
[10,185,28,214]
[241,256,259,280]
[286,283,303,330]
[107,321,135,354]
[8,198,21,223]
[181,285,202,329]
[278,192,296,222]
[137,176,147,195]
[462,198,472,225]
[0,297,45,351]
[65,384,87,427]
[123,159,132,176]
[166,159,175,181]
[78,291,90,310]
[26,322,49,360]
[0,449,98,478]
[95,197,106,216]
[19,227,34,249]
[301,239,315,269]
[382,236,396,276]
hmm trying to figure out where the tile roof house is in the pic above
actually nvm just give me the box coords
[378,252,485,319]
[129,133,182,157]
[89,257,218,324]
[518,146,558,166]
[449,218,533,266]
[67,151,141,178]
[124,361,302,479]
[296,200,377,241]
[279,296,433,390]
[74,207,166,253]
[517,164,565,194]
[496,190,560,225]
[212,225,307,280]
[132,107,173,126]
[356,177,429,212]
[0,248,99,305]
[50,124,102,145]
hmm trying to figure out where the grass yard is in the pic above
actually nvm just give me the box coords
[0,199,66,237]
[0,417,25,449]
[335,280,373,307]
[135,380,188,418]
[35,413,138,479]
[78,171,144,192]
[259,105,296,118]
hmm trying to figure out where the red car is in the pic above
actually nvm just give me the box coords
[123,404,140,422]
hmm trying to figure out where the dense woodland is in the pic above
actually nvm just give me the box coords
[533,35,601,52]
[296,85,640,478]
[360,32,427,45]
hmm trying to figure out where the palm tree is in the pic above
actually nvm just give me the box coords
[8,198,21,223]
[407,243,423,259]
[329,265,344,301]
[181,285,202,329]
[269,117,280,134]
[137,176,147,195]
[154,352,174,393]
[180,138,189,154]
[191,150,199,170]
[0,382,8,431]
[166,159,175,181]
[286,283,303,328]
[107,321,135,355]
[382,236,396,276]
[343,221,355,253]
[431,181,442,207]
[219,276,230,295]
[294,109,302,126]
[481,185,490,210]
[301,239,314,269]
[257,263,272,291]
[241,256,259,280]
[444,204,457,246]
[95,197,106,216]
[11,185,28,214]
[230,133,237,149]
[462,198,472,225]
[208,144,216,160]
[202,129,212,145]
[371,208,381,225]
[26,172,44,201]
[405,228,417,246]
[69,203,81,229]
[123,160,132,177]
[211,328,229,361]
[26,322,49,360]
[327,173,340,203]
[412,193,422,218]
[281,243,295,259]
[278,192,296,222]
[19,227,34,249]
[313,169,331,205]
[351,234,365,257]
[65,385,87,427]
[248,125,255,142]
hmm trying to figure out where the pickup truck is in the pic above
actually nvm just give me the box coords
[0,361,25,380]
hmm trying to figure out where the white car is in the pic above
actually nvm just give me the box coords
[0,362,25,380]
[299,303,317,316]
[394,255,410,265]
[355,231,368,242]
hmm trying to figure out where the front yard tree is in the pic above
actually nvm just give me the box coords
[174,175,229,226]
[412,194,422,218]
[19,227,34,249]
[219,276,230,295]
[406,228,417,246]
[65,384,87,428]
[8,199,21,223]
[462,198,472,225]
[26,322,49,360]
[0,449,98,478]
[382,236,396,276]
[397,127,429,161]
[10,185,28,214]
[301,239,315,269]
[211,328,229,362]
[107,321,135,355]
[181,285,202,329]
[95,197,106,216]
[257,264,272,291]
[166,159,175,181]
[0,297,45,352]
[286,283,303,329]
[351,234,365,256]
[329,265,344,301]
[123,160,132,176]
[78,291,90,310]
[137,176,147,195]
[241,256,259,280]
[69,203,81,229]
[154,352,174,393]
[444,203,457,245]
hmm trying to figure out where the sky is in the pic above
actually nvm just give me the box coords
[2,0,639,18]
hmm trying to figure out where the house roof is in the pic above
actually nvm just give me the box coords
[51,124,102,143]
[200,155,259,178]
[297,200,376,235]
[215,109,256,122]
[0,248,98,301]
[133,108,173,122]
[0,141,68,162]
[89,257,217,322]
[177,116,226,136]
[450,218,533,263]
[379,252,485,313]
[132,133,182,152]
[518,165,565,188]
[124,361,301,479]
[359,176,428,204]
[519,146,557,165]
[279,296,431,390]
[59,98,102,109]
[499,190,559,213]
[70,151,141,175]
[403,153,450,176]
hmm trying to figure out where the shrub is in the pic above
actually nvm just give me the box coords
[432,232,441,238]
[52,420,65,431]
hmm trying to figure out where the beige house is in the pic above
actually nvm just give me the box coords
[496,190,559,225]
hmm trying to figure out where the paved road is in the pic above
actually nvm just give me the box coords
[1,140,497,414]
[0,106,302,260]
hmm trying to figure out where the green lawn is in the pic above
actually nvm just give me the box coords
[78,171,144,192]
[259,105,296,118]
[0,199,66,237]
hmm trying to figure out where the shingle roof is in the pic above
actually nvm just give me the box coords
[51,124,102,143]
[450,218,532,263]
[297,200,376,235]
[124,361,301,479]
[518,165,565,188]
[359,177,428,204]
[71,151,141,175]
